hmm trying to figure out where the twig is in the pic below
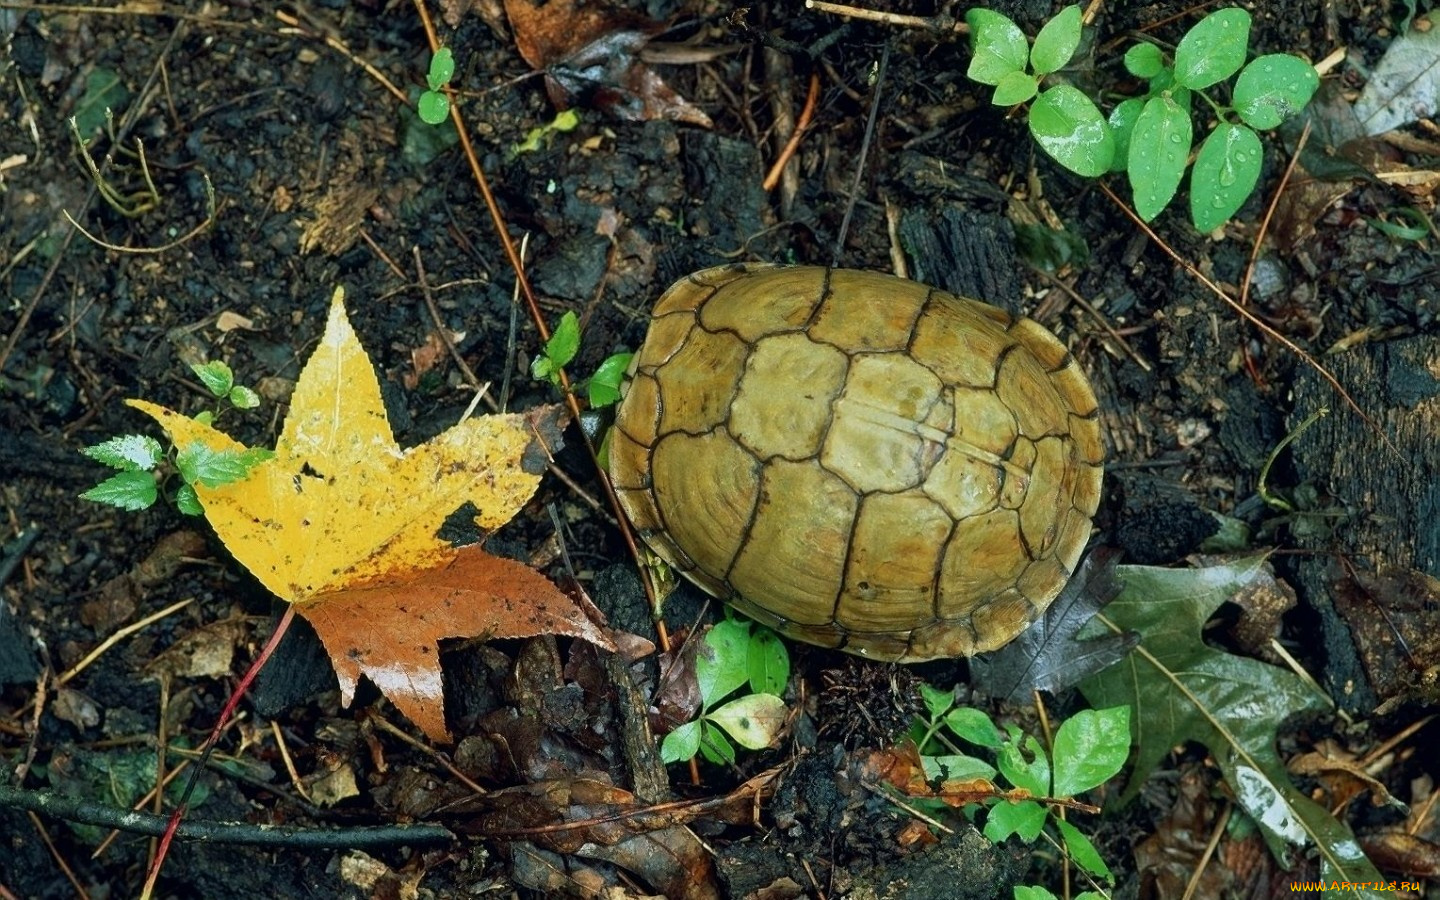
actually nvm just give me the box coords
[410,0,659,626]
[56,597,195,687]
[270,721,312,804]
[142,605,298,897]
[1035,270,1153,372]
[1097,181,1399,458]
[0,526,40,588]
[833,42,889,262]
[27,811,90,900]
[805,0,967,34]
[1183,801,1231,900]
[273,10,408,104]
[0,785,454,849]
[91,762,190,860]
[63,175,218,255]
[762,72,822,192]
[366,712,486,797]
[413,246,482,389]
[0,19,188,374]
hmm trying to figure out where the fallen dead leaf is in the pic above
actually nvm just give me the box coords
[132,288,613,741]
[503,0,713,127]
[306,751,362,807]
[402,330,453,390]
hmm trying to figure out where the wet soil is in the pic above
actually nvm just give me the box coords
[2,1,1438,898]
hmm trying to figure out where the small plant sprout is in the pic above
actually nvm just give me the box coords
[418,47,455,126]
[965,5,1320,231]
[909,684,1131,884]
[531,310,635,408]
[661,618,790,765]
[510,109,581,157]
[81,361,271,516]
[531,311,580,385]
[79,435,166,511]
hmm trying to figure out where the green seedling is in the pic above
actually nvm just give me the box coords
[418,47,455,126]
[510,109,581,157]
[531,310,635,408]
[531,312,581,385]
[966,6,1319,231]
[81,361,271,515]
[70,112,160,219]
[908,684,1131,885]
[661,618,790,765]
[1015,887,1108,900]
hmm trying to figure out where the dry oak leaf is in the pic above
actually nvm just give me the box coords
[131,288,612,742]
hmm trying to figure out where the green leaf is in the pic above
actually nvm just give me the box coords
[82,434,164,471]
[1124,42,1165,78]
[175,483,204,516]
[530,355,556,382]
[1029,85,1114,177]
[175,443,274,488]
[1030,5,1082,75]
[73,68,130,138]
[427,47,455,91]
[1078,559,1388,884]
[1173,8,1250,90]
[1051,706,1131,797]
[943,706,1003,748]
[698,721,736,765]
[1190,123,1263,232]
[544,311,582,369]
[194,410,215,427]
[984,798,1047,844]
[191,360,234,399]
[707,694,786,750]
[696,619,752,707]
[921,752,997,783]
[586,351,633,408]
[80,470,157,511]
[228,385,261,410]
[1014,222,1089,272]
[1367,208,1434,241]
[552,109,580,131]
[1129,96,1192,221]
[965,9,1029,85]
[661,720,702,763]
[1055,818,1113,880]
[997,729,1050,797]
[992,70,1038,106]
[417,91,450,126]
[746,627,789,696]
[919,682,955,721]
[1234,54,1320,130]
[1105,97,1145,175]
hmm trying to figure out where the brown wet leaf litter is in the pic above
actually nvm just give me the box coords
[0,0,1436,897]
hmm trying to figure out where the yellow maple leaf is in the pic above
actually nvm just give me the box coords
[131,288,612,741]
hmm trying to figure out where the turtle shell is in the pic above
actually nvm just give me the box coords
[608,264,1104,661]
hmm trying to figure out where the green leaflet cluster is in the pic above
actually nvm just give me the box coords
[80,360,271,515]
[966,6,1320,231]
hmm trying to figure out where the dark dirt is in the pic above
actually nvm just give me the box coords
[2,1,1438,898]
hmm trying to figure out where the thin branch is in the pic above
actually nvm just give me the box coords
[0,785,453,849]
